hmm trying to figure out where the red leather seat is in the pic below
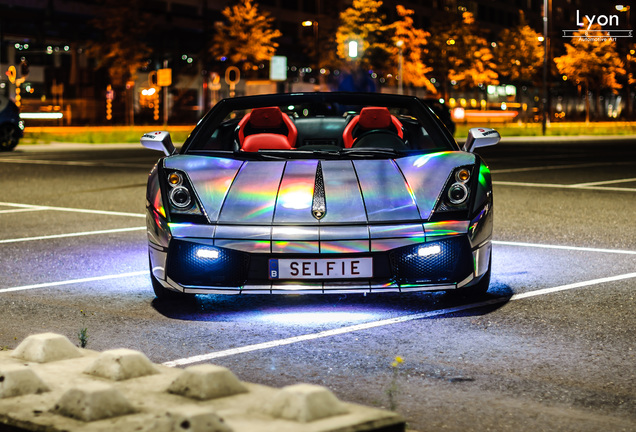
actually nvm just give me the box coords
[238,107,297,151]
[342,107,404,148]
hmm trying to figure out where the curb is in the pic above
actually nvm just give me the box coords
[0,333,404,432]
[456,134,636,145]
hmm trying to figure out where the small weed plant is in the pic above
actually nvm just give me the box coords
[77,309,91,348]
[386,356,404,411]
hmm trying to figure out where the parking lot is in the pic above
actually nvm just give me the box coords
[0,137,634,431]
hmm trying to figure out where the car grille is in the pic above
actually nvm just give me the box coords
[166,240,249,287]
[390,237,473,284]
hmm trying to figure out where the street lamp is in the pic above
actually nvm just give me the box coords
[616,5,631,120]
[542,0,551,135]
[348,40,358,59]
[302,20,319,89]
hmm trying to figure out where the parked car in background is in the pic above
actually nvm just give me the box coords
[141,92,499,302]
[0,95,24,151]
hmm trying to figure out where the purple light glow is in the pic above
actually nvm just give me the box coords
[254,308,381,325]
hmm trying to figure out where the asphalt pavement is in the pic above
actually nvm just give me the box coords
[0,137,634,432]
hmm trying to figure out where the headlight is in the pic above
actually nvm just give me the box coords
[434,165,474,213]
[448,183,468,204]
[162,169,206,222]
[169,186,192,208]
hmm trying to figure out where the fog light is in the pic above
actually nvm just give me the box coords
[196,247,220,259]
[418,244,441,257]
[169,186,191,208]
[448,183,468,204]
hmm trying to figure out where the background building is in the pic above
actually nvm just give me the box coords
[0,0,629,125]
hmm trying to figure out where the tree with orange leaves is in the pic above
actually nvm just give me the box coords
[390,5,436,93]
[494,18,544,84]
[335,0,392,72]
[427,12,498,99]
[445,12,498,91]
[554,20,624,122]
[210,0,282,73]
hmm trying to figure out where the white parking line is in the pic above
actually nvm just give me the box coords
[572,177,636,187]
[492,240,636,255]
[0,158,149,169]
[0,202,145,218]
[0,227,145,244]
[0,271,147,294]
[163,271,636,366]
[493,180,636,192]
[491,161,631,174]
[0,207,48,214]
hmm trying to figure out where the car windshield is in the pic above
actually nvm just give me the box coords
[182,93,457,158]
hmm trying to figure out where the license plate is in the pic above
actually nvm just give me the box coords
[269,258,373,280]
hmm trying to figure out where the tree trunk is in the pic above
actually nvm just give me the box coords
[584,82,590,124]
[595,88,601,121]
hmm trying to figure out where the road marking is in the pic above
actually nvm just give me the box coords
[493,240,636,255]
[163,271,636,367]
[0,158,149,169]
[510,273,636,299]
[0,271,147,294]
[491,161,631,174]
[571,177,636,187]
[493,180,636,192]
[0,207,48,214]
[0,227,145,244]
[0,202,145,218]
[1,224,633,366]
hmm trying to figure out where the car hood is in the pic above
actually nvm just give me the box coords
[164,152,476,225]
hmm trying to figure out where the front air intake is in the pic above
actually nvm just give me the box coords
[390,237,473,284]
[166,240,250,287]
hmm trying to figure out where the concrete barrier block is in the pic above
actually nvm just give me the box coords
[10,333,82,363]
[0,364,50,398]
[52,381,135,422]
[167,364,248,400]
[257,383,348,423]
[84,348,159,381]
[0,333,404,431]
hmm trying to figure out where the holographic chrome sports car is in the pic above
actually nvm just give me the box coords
[141,92,499,300]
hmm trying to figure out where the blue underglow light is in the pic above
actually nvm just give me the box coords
[256,310,379,326]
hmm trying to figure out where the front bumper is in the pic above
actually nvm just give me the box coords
[148,234,492,295]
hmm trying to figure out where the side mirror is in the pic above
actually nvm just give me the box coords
[141,131,176,156]
[463,127,500,153]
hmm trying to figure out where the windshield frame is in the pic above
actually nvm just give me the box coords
[180,92,459,157]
